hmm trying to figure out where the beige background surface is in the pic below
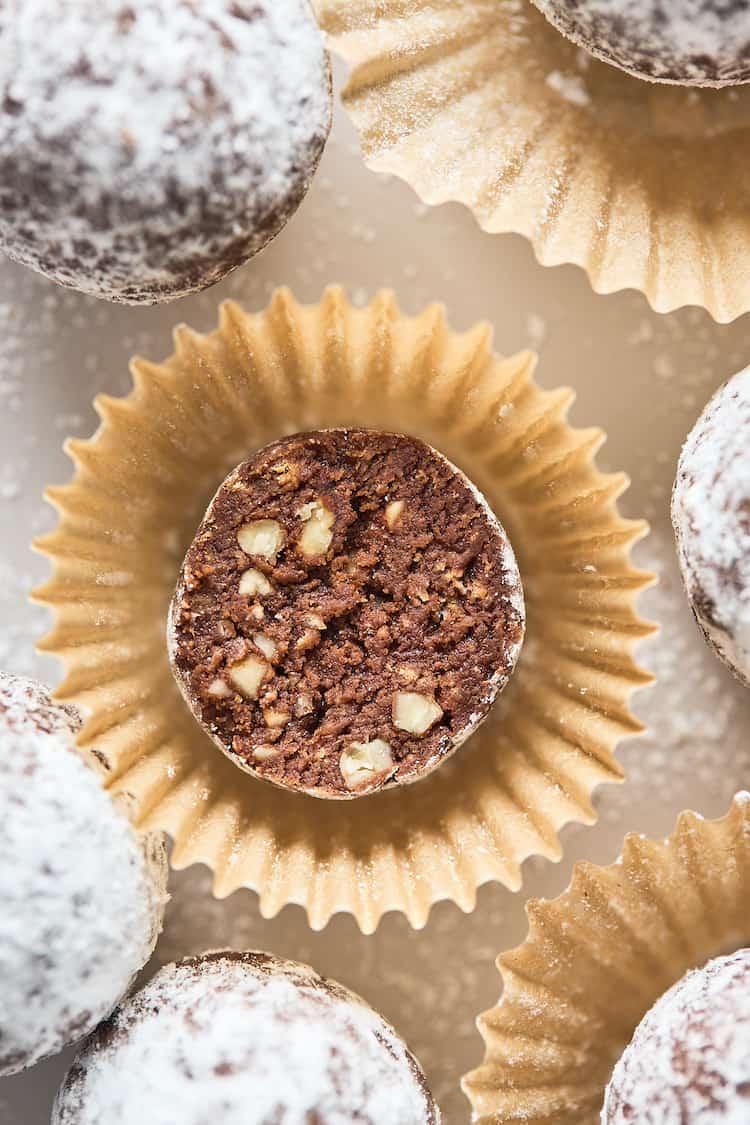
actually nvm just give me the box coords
[2,63,750,1124]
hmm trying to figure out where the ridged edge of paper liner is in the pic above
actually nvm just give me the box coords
[463,792,750,1123]
[316,0,750,323]
[32,285,654,933]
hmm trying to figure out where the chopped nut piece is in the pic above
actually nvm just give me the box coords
[295,629,320,652]
[270,459,299,488]
[252,632,276,660]
[294,693,314,717]
[228,654,269,699]
[237,519,285,561]
[384,499,405,529]
[207,678,231,698]
[339,739,394,790]
[263,708,291,728]
[397,666,419,684]
[297,499,334,557]
[305,612,326,630]
[253,744,279,761]
[392,691,443,735]
[239,567,273,596]
[249,605,264,622]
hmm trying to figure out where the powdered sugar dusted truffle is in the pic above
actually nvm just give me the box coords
[532,1,750,87]
[672,368,750,685]
[602,949,750,1123]
[53,950,441,1125]
[168,429,525,799]
[0,672,168,1076]
[0,0,331,303]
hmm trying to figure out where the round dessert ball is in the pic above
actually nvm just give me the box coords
[0,1,332,303]
[531,0,750,87]
[603,948,750,1123]
[672,367,750,686]
[168,428,525,798]
[53,950,440,1125]
[0,672,168,1076]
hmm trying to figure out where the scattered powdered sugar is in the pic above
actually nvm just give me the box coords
[532,0,750,87]
[602,949,750,1123]
[671,366,750,684]
[53,951,440,1124]
[0,672,168,1076]
[545,70,590,107]
[0,0,332,302]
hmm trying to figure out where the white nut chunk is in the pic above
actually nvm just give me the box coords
[253,744,280,761]
[384,499,405,529]
[237,519,285,561]
[263,708,291,729]
[227,654,269,699]
[340,739,395,790]
[252,632,277,660]
[239,567,273,596]
[392,691,443,735]
[207,678,231,698]
[297,499,334,557]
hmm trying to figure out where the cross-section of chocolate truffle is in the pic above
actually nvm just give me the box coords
[168,429,525,799]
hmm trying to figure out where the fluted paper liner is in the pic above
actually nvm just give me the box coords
[33,287,652,933]
[317,0,750,322]
[463,793,750,1123]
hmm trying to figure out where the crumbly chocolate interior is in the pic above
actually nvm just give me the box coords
[170,429,524,797]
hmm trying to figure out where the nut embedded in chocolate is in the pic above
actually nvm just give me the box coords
[168,428,525,799]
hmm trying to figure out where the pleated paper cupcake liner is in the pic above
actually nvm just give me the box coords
[33,287,653,933]
[317,0,750,322]
[463,793,750,1123]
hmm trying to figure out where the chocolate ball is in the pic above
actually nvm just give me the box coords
[0,672,167,1075]
[531,0,750,87]
[0,0,331,303]
[53,951,441,1125]
[603,949,750,1123]
[672,368,750,686]
[168,429,525,798]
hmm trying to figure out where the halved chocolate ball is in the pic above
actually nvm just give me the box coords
[169,429,525,798]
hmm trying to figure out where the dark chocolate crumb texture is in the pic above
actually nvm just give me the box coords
[169,429,525,798]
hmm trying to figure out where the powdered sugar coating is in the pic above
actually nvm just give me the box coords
[0,0,332,303]
[0,672,168,1076]
[672,368,750,685]
[602,949,750,1123]
[532,0,750,87]
[53,951,441,1125]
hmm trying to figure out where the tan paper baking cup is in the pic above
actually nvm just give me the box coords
[32,287,653,933]
[463,793,750,1123]
[317,0,750,323]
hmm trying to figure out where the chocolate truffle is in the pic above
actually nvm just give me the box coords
[0,672,168,1076]
[672,368,750,686]
[0,0,331,303]
[168,429,525,798]
[53,950,441,1125]
[531,0,750,87]
[602,949,750,1123]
